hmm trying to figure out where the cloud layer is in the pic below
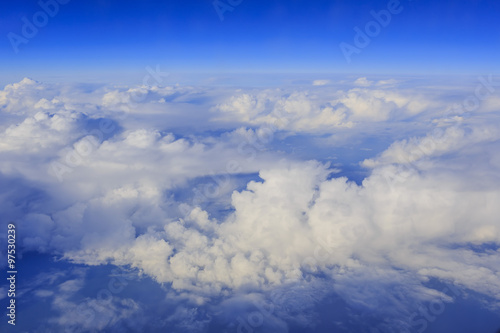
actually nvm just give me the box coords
[1,77,499,332]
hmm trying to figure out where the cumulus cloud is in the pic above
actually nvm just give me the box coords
[0,78,43,114]
[212,82,446,133]
[0,111,84,153]
[353,77,373,87]
[1,77,499,331]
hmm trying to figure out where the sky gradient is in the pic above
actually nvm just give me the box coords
[2,0,500,82]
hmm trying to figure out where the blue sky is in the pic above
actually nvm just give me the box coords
[2,0,500,81]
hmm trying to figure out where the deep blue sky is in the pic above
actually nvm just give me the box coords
[1,0,500,81]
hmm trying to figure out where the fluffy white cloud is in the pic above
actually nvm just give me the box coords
[55,123,500,308]
[1,77,499,331]
[0,78,44,114]
[0,111,83,153]
[353,77,373,87]
[212,82,446,132]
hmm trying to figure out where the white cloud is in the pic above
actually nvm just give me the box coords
[376,78,399,86]
[312,80,331,86]
[0,111,83,153]
[353,77,373,87]
[212,83,445,132]
[1,77,500,331]
[57,134,500,305]
[0,78,43,114]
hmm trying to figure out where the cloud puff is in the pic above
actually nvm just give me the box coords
[0,78,43,114]
[0,111,83,153]
[353,77,373,87]
[312,80,331,86]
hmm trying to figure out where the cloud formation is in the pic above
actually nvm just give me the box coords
[1,77,499,331]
